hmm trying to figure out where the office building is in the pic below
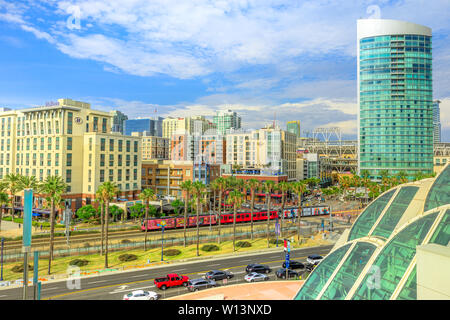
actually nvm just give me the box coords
[433,100,441,144]
[213,110,241,135]
[0,98,141,213]
[110,110,128,134]
[125,117,163,137]
[287,120,301,138]
[358,19,434,180]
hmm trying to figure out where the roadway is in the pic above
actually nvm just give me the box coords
[0,244,334,300]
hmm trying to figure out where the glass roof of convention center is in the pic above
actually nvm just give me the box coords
[424,165,450,212]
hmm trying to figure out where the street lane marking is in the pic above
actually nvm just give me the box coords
[90,280,108,284]
[130,274,149,278]
[207,264,221,267]
[109,285,156,294]
[0,295,7,298]
[171,268,187,272]
[42,287,59,291]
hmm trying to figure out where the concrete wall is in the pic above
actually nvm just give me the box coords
[417,243,450,300]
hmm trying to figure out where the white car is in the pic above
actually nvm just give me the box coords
[123,290,159,300]
[307,255,324,265]
[244,272,269,282]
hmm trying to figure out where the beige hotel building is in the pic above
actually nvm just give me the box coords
[0,99,141,213]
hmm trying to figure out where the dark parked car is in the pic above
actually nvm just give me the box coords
[246,264,272,274]
[282,260,305,270]
[186,278,217,292]
[205,270,234,281]
[275,268,299,279]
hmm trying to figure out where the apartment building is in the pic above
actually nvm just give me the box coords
[170,133,226,165]
[213,110,241,135]
[0,98,141,212]
[141,160,220,198]
[163,116,216,138]
[132,132,169,160]
[226,125,297,180]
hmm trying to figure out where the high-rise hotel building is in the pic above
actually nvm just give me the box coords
[0,99,141,212]
[358,19,433,180]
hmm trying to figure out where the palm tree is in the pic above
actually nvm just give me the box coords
[19,175,41,219]
[215,177,227,244]
[98,181,119,268]
[0,192,9,232]
[227,190,244,252]
[191,181,206,256]
[210,180,219,218]
[262,180,275,248]
[40,175,67,275]
[276,181,290,238]
[396,171,408,184]
[246,179,259,241]
[180,180,193,247]
[95,186,106,255]
[3,173,22,220]
[139,188,156,251]
[291,181,307,242]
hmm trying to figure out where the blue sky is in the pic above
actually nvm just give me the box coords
[0,0,449,140]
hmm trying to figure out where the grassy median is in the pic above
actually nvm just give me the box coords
[0,236,331,282]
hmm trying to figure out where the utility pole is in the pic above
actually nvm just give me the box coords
[0,237,4,282]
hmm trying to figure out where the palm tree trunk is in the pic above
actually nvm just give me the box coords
[196,198,200,257]
[48,199,55,275]
[297,194,302,242]
[183,192,188,247]
[250,191,254,241]
[218,190,222,244]
[281,192,285,238]
[267,193,270,248]
[105,201,109,268]
[144,201,149,251]
[100,203,104,256]
[233,204,237,252]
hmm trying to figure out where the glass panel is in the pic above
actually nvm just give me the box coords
[396,266,417,300]
[321,242,377,300]
[352,212,438,300]
[294,244,352,300]
[424,166,450,211]
[348,190,396,241]
[371,187,419,239]
[428,209,450,246]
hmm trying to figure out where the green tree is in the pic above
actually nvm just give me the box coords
[75,205,97,221]
[246,178,260,241]
[291,181,307,242]
[109,205,123,222]
[171,199,184,215]
[97,181,119,268]
[180,180,193,247]
[3,173,22,221]
[396,171,408,184]
[40,175,67,274]
[139,188,156,251]
[0,192,9,231]
[262,180,276,248]
[191,181,206,256]
[276,181,291,238]
[215,177,227,244]
[129,203,145,220]
[95,185,105,256]
[227,190,244,252]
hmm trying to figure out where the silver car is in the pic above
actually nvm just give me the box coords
[244,272,269,282]
[187,278,217,292]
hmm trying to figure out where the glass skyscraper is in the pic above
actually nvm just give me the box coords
[357,19,433,180]
[125,117,163,136]
[433,100,441,144]
[287,120,301,138]
[213,110,241,135]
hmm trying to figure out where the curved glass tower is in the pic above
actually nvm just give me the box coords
[357,19,433,180]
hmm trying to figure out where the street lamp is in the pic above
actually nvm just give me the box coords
[157,220,167,261]
[1,237,4,282]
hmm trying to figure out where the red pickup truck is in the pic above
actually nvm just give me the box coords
[154,273,189,290]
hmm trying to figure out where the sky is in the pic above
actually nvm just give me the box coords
[0,0,449,141]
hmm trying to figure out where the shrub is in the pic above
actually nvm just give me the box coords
[121,239,132,244]
[69,259,89,267]
[236,241,251,248]
[11,264,33,273]
[201,244,220,252]
[163,249,181,257]
[269,239,284,245]
[118,254,138,262]
[83,243,91,248]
